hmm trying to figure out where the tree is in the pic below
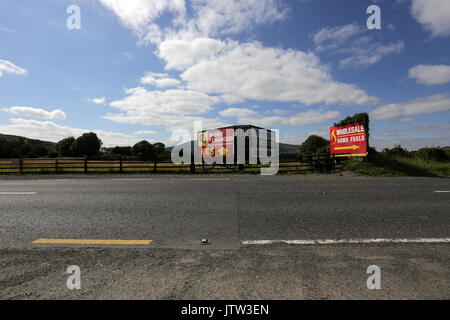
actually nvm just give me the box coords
[0,137,24,158]
[382,145,409,158]
[33,145,49,157]
[0,137,9,158]
[133,140,155,159]
[112,146,132,157]
[335,112,370,149]
[19,143,33,157]
[415,147,447,162]
[299,135,329,155]
[71,132,102,157]
[56,137,75,157]
[153,142,166,160]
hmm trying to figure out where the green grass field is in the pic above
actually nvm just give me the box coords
[342,156,450,177]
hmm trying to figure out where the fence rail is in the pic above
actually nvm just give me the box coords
[0,154,348,174]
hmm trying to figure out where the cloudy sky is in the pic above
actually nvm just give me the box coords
[0,0,449,149]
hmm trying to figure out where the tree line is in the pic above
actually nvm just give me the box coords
[0,132,169,160]
[0,136,55,158]
[297,112,448,163]
[57,133,168,160]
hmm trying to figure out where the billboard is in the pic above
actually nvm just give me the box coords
[198,129,234,158]
[330,123,367,157]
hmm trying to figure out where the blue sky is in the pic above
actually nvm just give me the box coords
[0,0,449,150]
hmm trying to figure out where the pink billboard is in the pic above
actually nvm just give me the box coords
[198,129,234,158]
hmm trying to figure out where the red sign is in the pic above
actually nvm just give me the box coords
[198,129,234,158]
[330,123,367,157]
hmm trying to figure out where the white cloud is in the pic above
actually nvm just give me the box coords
[191,0,287,36]
[398,118,415,123]
[219,107,257,118]
[87,96,107,105]
[124,52,132,60]
[312,24,404,69]
[140,72,181,88]
[104,87,225,131]
[411,0,450,37]
[0,26,16,33]
[280,130,328,145]
[0,59,28,77]
[312,23,364,52]
[3,106,66,120]
[220,107,340,127]
[166,39,378,106]
[271,109,287,115]
[280,133,306,145]
[134,130,157,136]
[220,93,245,105]
[408,64,450,85]
[339,41,404,69]
[97,0,186,44]
[96,2,383,134]
[287,110,341,126]
[157,37,228,71]
[371,94,450,120]
[377,123,450,137]
[96,0,287,44]
[0,118,140,147]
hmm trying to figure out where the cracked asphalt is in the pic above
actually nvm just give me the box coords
[0,174,449,299]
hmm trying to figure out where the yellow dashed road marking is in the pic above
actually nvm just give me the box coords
[33,239,152,245]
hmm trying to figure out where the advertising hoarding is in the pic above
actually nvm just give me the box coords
[330,123,367,157]
[198,129,234,158]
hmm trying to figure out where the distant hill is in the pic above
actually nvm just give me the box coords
[442,146,450,151]
[0,134,55,148]
[279,143,300,154]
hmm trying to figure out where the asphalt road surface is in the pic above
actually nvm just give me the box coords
[0,174,449,299]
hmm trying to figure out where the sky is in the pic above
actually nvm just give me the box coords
[0,0,449,150]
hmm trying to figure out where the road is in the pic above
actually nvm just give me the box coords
[0,174,449,299]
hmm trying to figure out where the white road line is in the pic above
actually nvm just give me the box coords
[0,192,37,195]
[434,191,450,193]
[34,179,74,182]
[191,178,230,181]
[111,179,153,181]
[242,238,450,245]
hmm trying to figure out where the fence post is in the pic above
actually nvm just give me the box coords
[154,160,157,173]
[119,157,123,173]
[332,154,336,173]
[55,158,59,173]
[19,158,23,174]
[310,155,314,173]
[84,157,88,173]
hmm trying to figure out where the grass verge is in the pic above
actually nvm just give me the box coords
[342,155,450,177]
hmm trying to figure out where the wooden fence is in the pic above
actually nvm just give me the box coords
[0,154,346,174]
